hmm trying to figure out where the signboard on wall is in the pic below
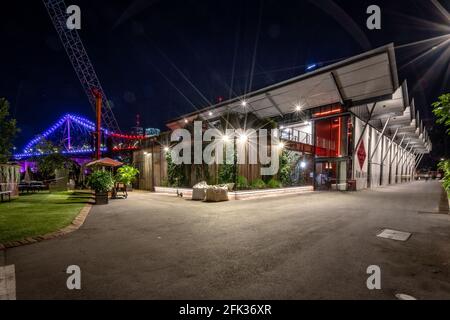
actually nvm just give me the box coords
[357,141,367,169]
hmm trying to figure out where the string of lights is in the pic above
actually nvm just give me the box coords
[15,114,146,159]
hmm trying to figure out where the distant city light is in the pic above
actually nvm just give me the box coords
[184,119,189,123]
[306,64,317,71]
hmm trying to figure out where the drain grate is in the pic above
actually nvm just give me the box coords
[377,229,412,242]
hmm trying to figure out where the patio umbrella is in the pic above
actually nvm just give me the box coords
[86,157,123,168]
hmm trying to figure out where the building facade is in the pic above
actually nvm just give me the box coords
[133,44,431,192]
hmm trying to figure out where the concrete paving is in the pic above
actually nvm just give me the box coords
[2,181,450,300]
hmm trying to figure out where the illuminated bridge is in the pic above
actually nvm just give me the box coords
[13,114,157,160]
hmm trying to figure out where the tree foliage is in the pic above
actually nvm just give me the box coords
[432,93,450,135]
[37,153,75,181]
[33,138,75,181]
[0,98,19,163]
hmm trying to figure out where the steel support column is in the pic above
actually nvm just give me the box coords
[381,128,398,164]
[415,153,424,171]
[370,117,391,161]
[354,103,377,152]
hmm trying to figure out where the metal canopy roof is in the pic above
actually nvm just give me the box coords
[167,44,399,129]
[351,82,431,154]
[166,43,431,154]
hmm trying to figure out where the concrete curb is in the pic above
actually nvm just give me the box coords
[0,203,93,251]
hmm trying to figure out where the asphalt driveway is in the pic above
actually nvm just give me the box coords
[2,181,450,299]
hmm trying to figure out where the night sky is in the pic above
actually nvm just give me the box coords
[1,0,449,161]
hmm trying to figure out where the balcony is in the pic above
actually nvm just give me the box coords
[280,128,312,145]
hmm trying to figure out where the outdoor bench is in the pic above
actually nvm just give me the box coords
[0,190,12,202]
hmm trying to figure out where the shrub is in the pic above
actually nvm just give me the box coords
[87,170,115,193]
[251,178,266,189]
[160,177,169,187]
[267,178,283,189]
[218,163,235,184]
[279,150,296,186]
[166,152,185,187]
[438,160,450,193]
[236,175,248,190]
[116,165,139,185]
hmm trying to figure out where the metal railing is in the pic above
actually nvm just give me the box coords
[280,128,312,145]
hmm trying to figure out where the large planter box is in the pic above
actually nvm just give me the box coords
[95,192,109,205]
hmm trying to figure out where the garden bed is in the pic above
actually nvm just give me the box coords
[154,186,313,201]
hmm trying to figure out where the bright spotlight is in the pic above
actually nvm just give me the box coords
[241,101,248,107]
[238,133,248,143]
[222,134,231,143]
[164,147,169,152]
[300,161,307,169]
[208,111,213,116]
[278,142,285,149]
[295,105,301,111]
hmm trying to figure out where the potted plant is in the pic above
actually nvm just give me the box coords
[87,170,115,205]
[115,165,139,198]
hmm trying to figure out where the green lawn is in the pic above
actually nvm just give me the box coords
[0,191,92,244]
